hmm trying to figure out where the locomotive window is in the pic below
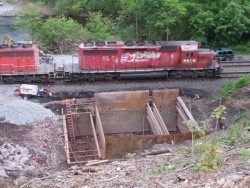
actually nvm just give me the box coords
[83,50,118,55]
[0,51,33,57]
[186,52,194,58]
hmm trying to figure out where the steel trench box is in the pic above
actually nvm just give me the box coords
[63,89,196,163]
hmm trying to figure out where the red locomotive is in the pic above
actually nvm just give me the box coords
[78,40,220,80]
[0,44,39,73]
[0,40,221,83]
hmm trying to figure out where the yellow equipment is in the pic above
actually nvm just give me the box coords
[3,35,15,45]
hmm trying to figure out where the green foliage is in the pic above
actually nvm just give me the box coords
[214,2,249,46]
[235,75,250,89]
[85,12,114,41]
[178,145,192,154]
[220,76,250,101]
[235,148,250,160]
[195,139,223,171]
[234,112,247,122]
[125,152,136,159]
[37,15,84,52]
[234,40,250,53]
[190,11,214,45]
[14,2,42,38]
[86,0,121,14]
[42,0,87,14]
[220,81,235,101]
[228,124,241,145]
[211,105,227,121]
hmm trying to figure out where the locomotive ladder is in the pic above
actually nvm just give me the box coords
[65,99,77,150]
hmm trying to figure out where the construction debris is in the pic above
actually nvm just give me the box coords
[0,143,34,178]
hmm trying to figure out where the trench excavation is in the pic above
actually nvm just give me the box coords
[62,89,200,165]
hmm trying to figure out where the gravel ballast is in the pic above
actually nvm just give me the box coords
[0,100,55,125]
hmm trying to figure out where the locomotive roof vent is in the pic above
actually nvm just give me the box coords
[107,41,117,45]
[124,41,135,46]
[84,42,94,47]
[95,42,106,47]
[136,41,145,46]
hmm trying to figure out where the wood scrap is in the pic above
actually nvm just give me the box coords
[85,159,110,166]
[141,148,172,157]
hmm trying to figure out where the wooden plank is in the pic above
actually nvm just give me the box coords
[147,104,163,135]
[89,114,101,158]
[95,106,105,159]
[147,106,161,134]
[152,103,169,134]
[62,111,71,164]
[176,108,190,133]
[147,115,158,135]
[177,102,189,120]
[177,97,200,131]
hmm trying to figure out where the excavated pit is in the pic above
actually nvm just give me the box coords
[62,89,200,165]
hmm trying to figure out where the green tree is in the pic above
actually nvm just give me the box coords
[14,3,42,39]
[214,2,248,46]
[85,12,113,41]
[117,0,186,41]
[37,15,85,53]
[190,11,215,45]
[41,0,87,14]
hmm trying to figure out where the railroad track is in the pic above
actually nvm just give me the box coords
[220,60,250,78]
[221,60,250,67]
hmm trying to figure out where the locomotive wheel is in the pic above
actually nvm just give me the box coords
[192,71,198,78]
[88,76,95,82]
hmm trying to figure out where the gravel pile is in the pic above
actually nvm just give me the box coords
[0,100,55,125]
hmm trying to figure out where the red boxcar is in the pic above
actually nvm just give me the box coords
[78,41,214,71]
[0,44,39,74]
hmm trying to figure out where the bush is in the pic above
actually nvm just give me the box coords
[234,41,250,53]
[228,124,241,145]
[220,81,235,101]
[220,75,250,101]
[235,75,250,89]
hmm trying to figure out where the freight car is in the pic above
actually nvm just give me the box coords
[0,40,222,84]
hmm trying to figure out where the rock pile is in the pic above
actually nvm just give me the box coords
[0,100,56,125]
[0,143,35,178]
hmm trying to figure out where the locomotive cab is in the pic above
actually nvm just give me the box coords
[179,44,198,67]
